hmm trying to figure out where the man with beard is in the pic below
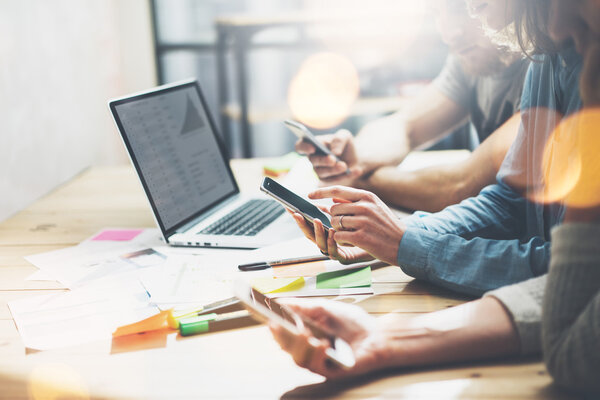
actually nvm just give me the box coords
[297,0,530,212]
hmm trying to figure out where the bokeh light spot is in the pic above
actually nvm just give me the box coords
[287,52,360,130]
[29,363,90,400]
[530,108,600,207]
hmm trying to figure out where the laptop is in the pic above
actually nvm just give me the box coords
[108,79,300,249]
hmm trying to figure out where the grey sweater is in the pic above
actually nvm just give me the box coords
[485,223,600,393]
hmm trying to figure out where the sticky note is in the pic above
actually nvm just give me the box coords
[272,261,328,278]
[316,266,371,289]
[167,306,205,329]
[251,277,305,294]
[113,310,172,337]
[92,229,143,241]
[263,152,301,177]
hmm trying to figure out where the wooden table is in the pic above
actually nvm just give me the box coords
[0,160,567,399]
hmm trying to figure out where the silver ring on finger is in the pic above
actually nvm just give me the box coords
[339,215,345,231]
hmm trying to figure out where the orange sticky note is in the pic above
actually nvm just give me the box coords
[113,310,173,337]
[272,261,328,278]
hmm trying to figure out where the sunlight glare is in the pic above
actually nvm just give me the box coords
[287,52,360,130]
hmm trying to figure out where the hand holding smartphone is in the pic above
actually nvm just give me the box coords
[234,281,356,370]
[260,177,332,231]
[284,120,350,175]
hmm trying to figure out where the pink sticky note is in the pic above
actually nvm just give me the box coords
[92,229,143,241]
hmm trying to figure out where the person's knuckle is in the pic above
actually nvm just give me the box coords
[355,203,369,214]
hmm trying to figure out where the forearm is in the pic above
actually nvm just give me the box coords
[376,297,520,368]
[353,87,468,175]
[360,113,519,213]
[353,112,411,173]
[359,163,488,213]
[542,223,600,392]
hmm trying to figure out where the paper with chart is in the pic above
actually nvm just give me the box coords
[24,229,166,288]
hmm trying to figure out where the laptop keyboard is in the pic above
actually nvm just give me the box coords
[199,199,285,236]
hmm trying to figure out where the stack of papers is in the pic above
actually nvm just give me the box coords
[11,230,375,351]
[9,274,157,350]
[25,228,165,288]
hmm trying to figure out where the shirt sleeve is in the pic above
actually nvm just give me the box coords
[398,182,550,295]
[542,223,600,393]
[484,276,546,355]
[432,55,473,110]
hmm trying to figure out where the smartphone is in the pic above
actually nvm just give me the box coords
[234,280,356,370]
[284,120,350,175]
[284,120,336,157]
[260,177,332,230]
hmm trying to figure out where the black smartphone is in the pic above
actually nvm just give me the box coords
[234,281,356,370]
[284,120,336,157]
[284,120,350,175]
[260,177,332,230]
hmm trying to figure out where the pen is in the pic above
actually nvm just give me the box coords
[237,254,329,271]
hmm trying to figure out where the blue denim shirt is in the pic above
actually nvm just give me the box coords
[397,47,583,296]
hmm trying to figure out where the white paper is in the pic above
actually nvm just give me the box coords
[8,275,157,350]
[24,230,166,288]
[140,255,236,307]
[25,269,55,281]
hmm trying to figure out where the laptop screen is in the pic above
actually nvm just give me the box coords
[111,82,238,234]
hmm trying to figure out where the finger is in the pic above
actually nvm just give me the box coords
[333,198,352,204]
[329,202,362,217]
[329,129,352,156]
[269,323,295,353]
[331,229,358,248]
[295,140,316,155]
[305,338,338,377]
[309,186,370,202]
[332,215,360,231]
[290,330,314,368]
[313,219,329,253]
[347,165,364,179]
[314,162,350,179]
[308,154,338,168]
[327,229,345,261]
[291,212,316,241]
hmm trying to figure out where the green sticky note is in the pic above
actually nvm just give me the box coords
[316,266,371,289]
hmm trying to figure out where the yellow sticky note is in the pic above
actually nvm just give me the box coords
[251,277,305,294]
[113,310,173,337]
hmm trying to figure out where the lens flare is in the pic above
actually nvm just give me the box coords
[28,363,90,400]
[287,52,360,130]
[530,108,600,207]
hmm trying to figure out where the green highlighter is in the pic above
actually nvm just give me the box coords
[179,310,253,336]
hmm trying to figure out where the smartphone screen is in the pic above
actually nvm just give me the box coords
[260,177,332,229]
